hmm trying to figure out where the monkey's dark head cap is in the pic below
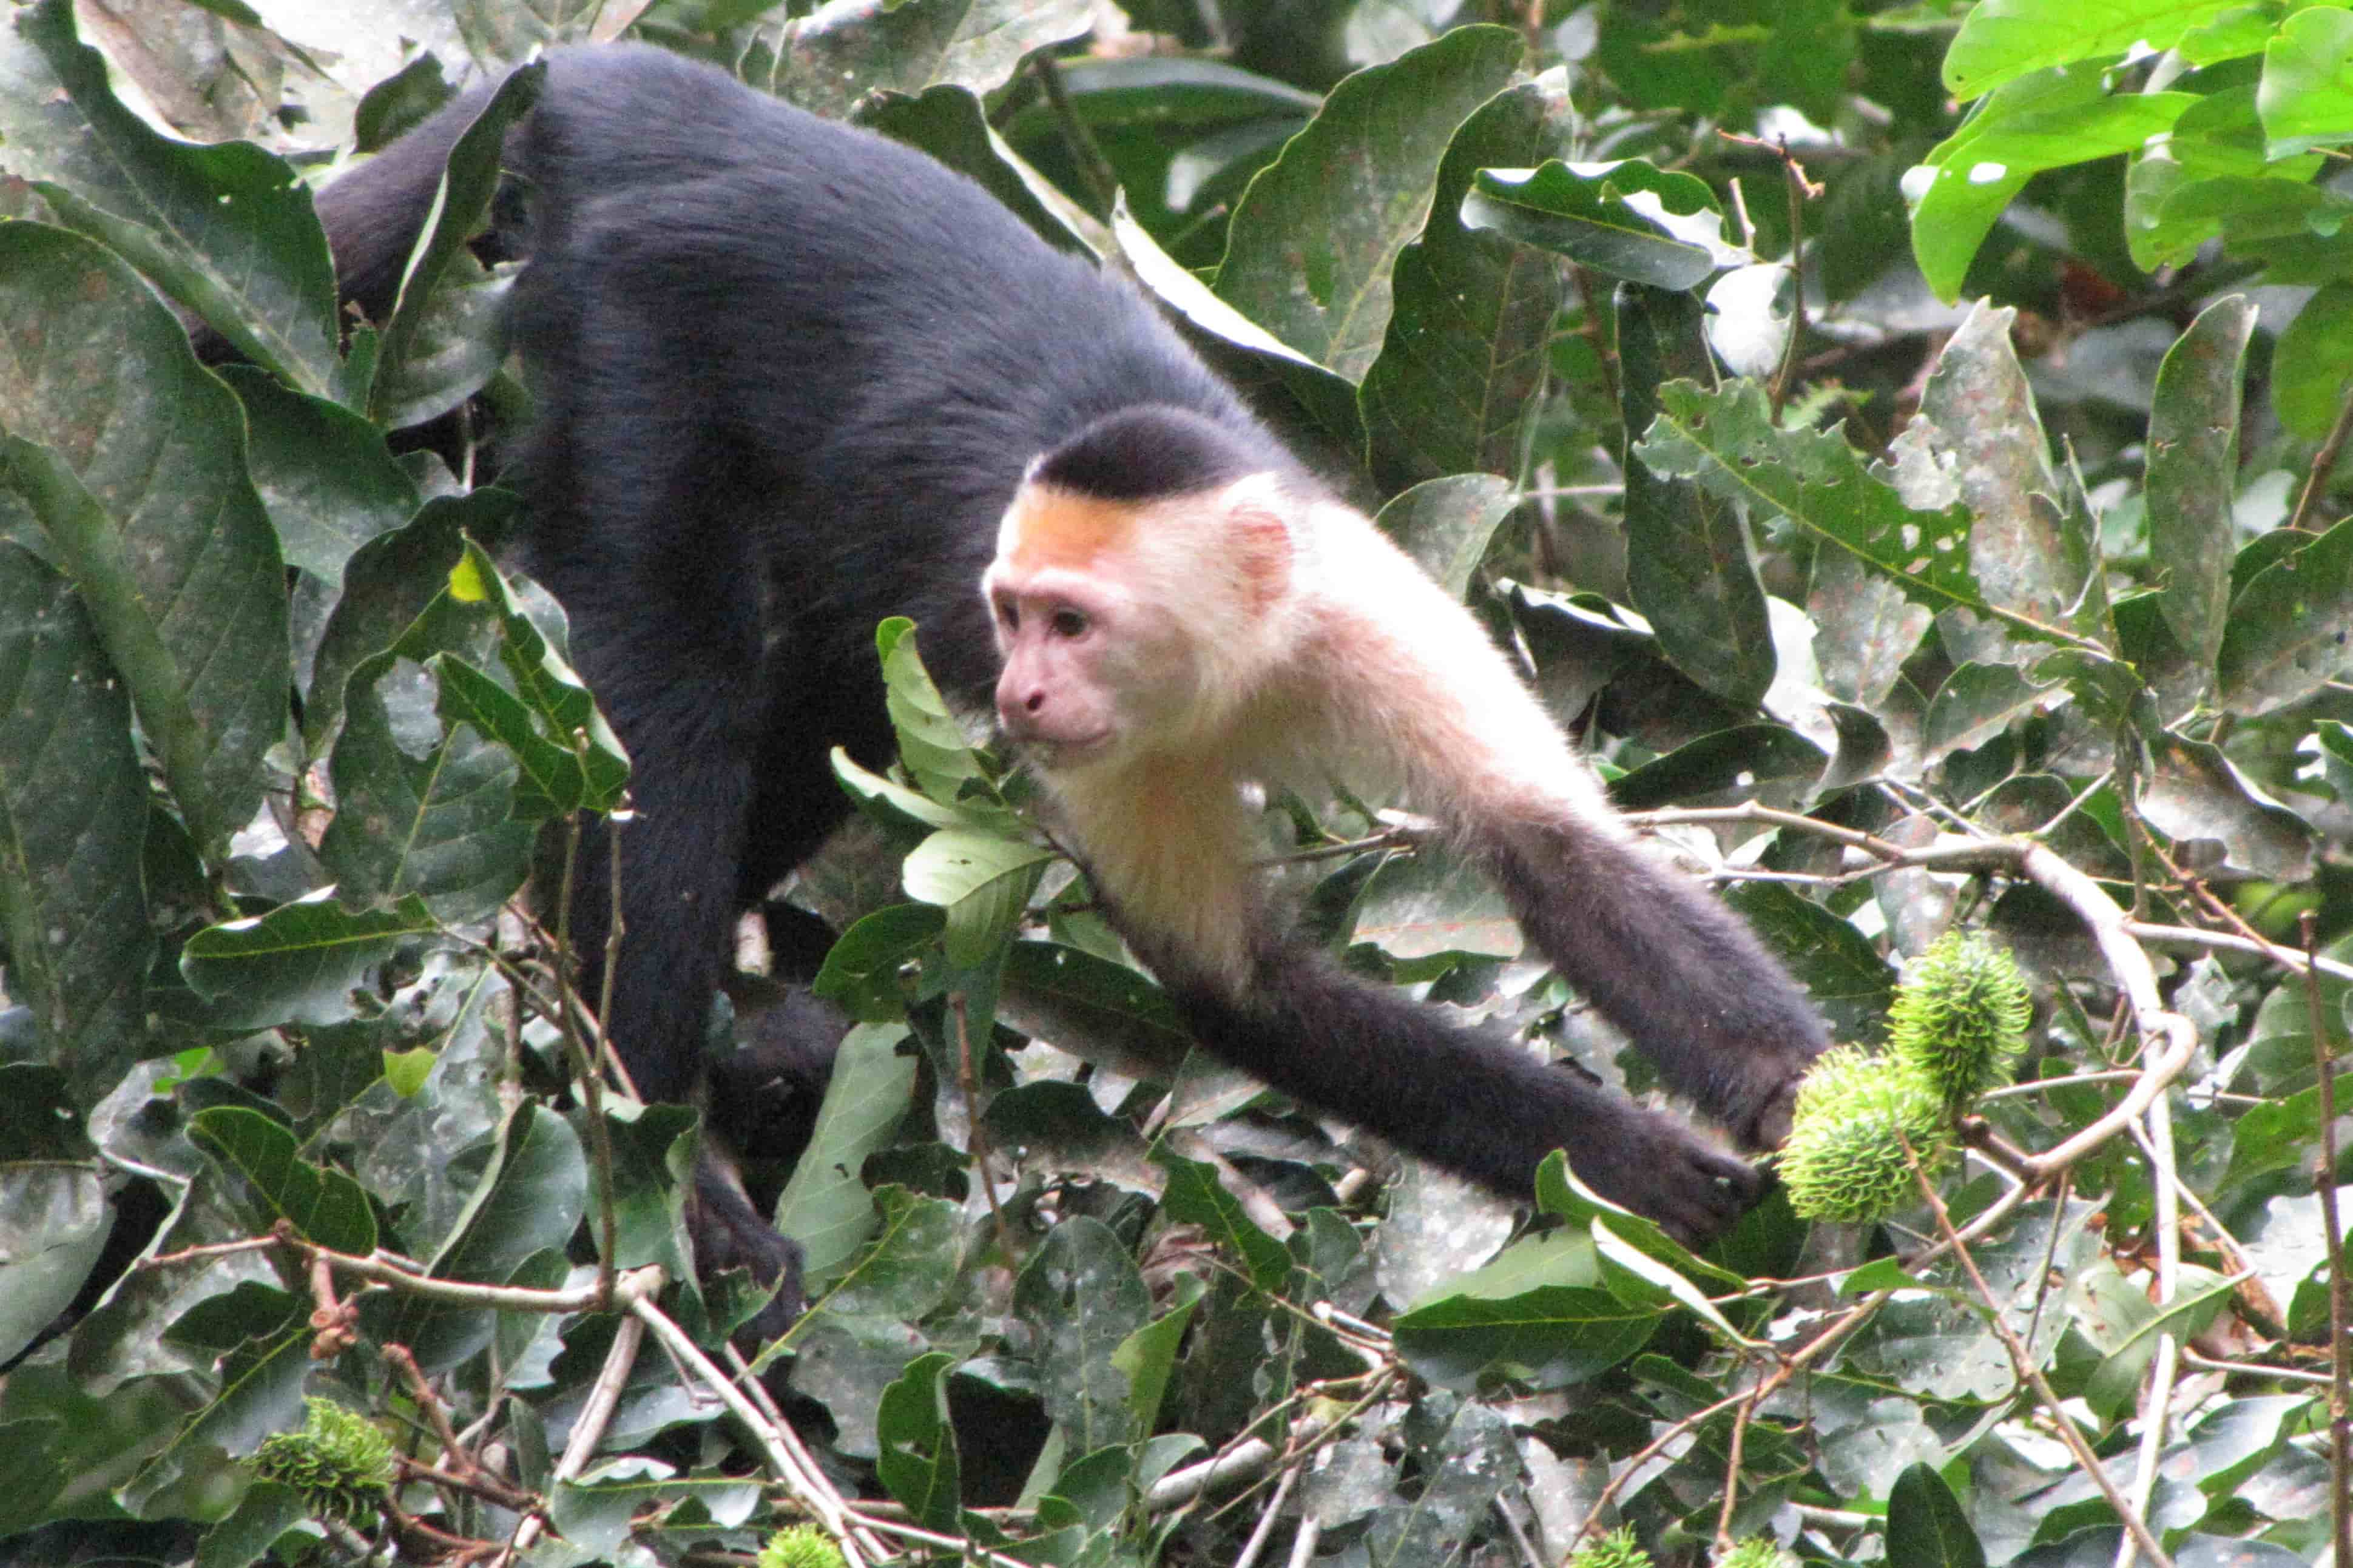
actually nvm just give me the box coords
[1032,405,1294,502]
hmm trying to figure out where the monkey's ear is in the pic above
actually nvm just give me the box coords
[1214,473,1297,610]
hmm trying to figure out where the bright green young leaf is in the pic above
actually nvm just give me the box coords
[2258,4,2353,158]
[878,618,987,803]
[1911,73,2194,301]
[902,828,1053,966]
[1944,0,2246,101]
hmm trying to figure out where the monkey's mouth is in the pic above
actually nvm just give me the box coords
[1025,729,1116,770]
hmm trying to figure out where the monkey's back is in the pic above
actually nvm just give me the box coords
[501,45,1272,709]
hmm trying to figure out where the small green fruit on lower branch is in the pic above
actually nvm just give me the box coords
[1567,1526,1655,1568]
[759,1523,849,1568]
[250,1396,397,1525]
[1888,929,2032,1109]
[1778,1045,1954,1224]
[1717,1538,1794,1568]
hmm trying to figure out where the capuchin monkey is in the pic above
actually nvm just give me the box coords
[306,44,1827,1323]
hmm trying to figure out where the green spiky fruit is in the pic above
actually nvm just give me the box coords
[251,1397,396,1524]
[758,1524,848,1568]
[1888,929,2032,1109]
[1778,1045,1954,1224]
[1717,1538,1793,1568]
[1567,1526,1655,1568]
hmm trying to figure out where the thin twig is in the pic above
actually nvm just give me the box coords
[2304,911,2353,1568]
[2289,382,2353,531]
[1914,1165,2175,1568]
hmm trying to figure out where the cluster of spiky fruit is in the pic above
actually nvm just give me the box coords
[758,1523,848,1568]
[1778,929,2033,1225]
[250,1396,397,1525]
[1565,1526,1791,1568]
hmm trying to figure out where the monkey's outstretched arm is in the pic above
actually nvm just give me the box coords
[1138,935,1763,1242]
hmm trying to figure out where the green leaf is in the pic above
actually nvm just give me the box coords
[1112,1277,1202,1444]
[0,225,288,854]
[1011,1216,1149,1456]
[2219,514,2353,713]
[876,1351,963,1532]
[219,367,422,585]
[1463,161,1725,291]
[1154,1151,1291,1291]
[369,1100,587,1375]
[2083,1264,2234,1420]
[769,0,1095,118]
[366,62,539,423]
[2139,729,2315,880]
[2258,5,2353,158]
[0,1134,108,1367]
[1899,300,2098,662]
[1638,380,2020,633]
[1215,26,1524,379]
[772,1024,921,1287]
[0,0,342,399]
[318,651,533,926]
[2272,280,2353,441]
[861,84,1093,256]
[999,938,1194,1081]
[902,828,1053,967]
[1944,0,2246,100]
[1911,72,2195,301]
[878,619,987,803]
[2147,295,2256,682]
[1110,194,1368,459]
[181,890,439,1029]
[1393,1284,1661,1390]
[1886,1461,1987,1568]
[0,544,150,1105]
[1359,82,1564,492]
[435,540,629,819]
[814,904,946,1021]
[1372,476,1519,600]
[808,1185,963,1324]
[189,1106,377,1255]
[1618,284,1774,708]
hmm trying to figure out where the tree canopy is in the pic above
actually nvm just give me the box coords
[2,0,2351,1565]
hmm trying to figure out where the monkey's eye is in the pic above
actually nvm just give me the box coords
[1050,607,1090,639]
[994,596,1019,631]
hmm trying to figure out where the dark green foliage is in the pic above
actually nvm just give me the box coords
[2,0,2349,1565]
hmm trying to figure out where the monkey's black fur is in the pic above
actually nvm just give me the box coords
[311,45,1825,1315]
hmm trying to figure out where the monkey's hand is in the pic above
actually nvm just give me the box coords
[1566,1096,1766,1249]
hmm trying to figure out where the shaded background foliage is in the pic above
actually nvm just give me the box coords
[2,0,2352,1564]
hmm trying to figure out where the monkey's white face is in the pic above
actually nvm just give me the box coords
[985,559,1202,772]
